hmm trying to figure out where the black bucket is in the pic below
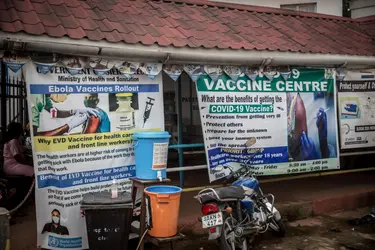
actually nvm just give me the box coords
[81,191,133,250]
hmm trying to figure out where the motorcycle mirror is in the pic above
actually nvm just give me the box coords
[245,137,256,147]
[214,165,224,171]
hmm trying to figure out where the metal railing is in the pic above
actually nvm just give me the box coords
[0,62,28,140]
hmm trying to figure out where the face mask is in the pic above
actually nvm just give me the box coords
[84,100,97,109]
[52,216,60,224]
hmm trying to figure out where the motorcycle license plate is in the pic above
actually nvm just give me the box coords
[202,212,223,228]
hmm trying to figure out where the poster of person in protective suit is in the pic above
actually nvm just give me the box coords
[287,92,337,161]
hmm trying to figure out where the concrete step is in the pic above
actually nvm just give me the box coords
[279,189,375,221]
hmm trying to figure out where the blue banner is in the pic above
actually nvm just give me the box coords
[37,166,135,188]
[30,84,159,94]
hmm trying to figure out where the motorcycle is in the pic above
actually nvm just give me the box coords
[194,143,285,250]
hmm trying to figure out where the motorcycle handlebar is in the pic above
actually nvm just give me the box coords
[228,148,262,180]
[212,147,262,183]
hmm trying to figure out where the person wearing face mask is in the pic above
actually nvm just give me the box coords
[42,209,69,235]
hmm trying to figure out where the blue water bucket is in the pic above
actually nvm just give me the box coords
[145,186,182,194]
[133,131,171,180]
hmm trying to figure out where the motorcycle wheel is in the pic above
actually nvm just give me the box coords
[219,215,248,250]
[270,218,286,237]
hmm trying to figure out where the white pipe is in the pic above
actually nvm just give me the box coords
[166,48,375,66]
[26,42,99,57]
[183,150,205,155]
[2,32,375,66]
[167,165,207,172]
[3,33,167,61]
[341,150,375,156]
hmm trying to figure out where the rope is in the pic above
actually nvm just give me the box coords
[135,229,148,250]
[9,178,35,215]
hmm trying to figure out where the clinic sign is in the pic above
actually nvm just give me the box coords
[196,68,340,182]
[25,62,164,250]
[199,78,330,92]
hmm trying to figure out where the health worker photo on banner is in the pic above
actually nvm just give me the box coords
[30,92,143,137]
[287,91,337,162]
[195,68,340,182]
[30,93,111,136]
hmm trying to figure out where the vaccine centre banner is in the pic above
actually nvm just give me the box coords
[25,62,164,249]
[338,70,375,149]
[196,68,340,182]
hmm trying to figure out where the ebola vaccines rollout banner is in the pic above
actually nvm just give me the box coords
[338,70,375,149]
[25,62,164,249]
[196,68,340,182]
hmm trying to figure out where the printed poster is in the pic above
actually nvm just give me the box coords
[338,70,375,149]
[196,68,340,182]
[25,62,164,249]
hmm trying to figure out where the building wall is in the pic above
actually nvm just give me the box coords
[211,0,343,16]
[350,0,375,18]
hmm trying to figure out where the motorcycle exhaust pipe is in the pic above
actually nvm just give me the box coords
[235,226,261,237]
[242,230,257,236]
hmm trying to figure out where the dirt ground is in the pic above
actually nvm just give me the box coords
[176,208,375,250]
[11,206,375,250]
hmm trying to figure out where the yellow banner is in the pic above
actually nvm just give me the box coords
[33,129,159,152]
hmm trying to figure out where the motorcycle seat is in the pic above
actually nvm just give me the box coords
[199,186,245,203]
